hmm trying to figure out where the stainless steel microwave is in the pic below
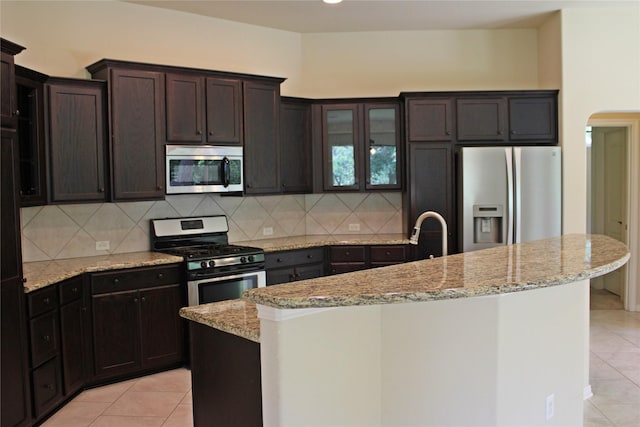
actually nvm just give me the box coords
[165,145,243,194]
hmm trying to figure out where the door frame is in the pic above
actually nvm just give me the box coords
[588,116,639,311]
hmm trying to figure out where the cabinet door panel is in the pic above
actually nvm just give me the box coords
[110,69,164,200]
[60,299,85,395]
[206,77,242,144]
[32,357,62,419]
[166,74,204,143]
[48,82,106,202]
[1,51,17,128]
[456,98,507,141]
[322,104,360,191]
[266,267,295,285]
[408,144,454,259]
[139,284,184,369]
[1,130,23,283]
[243,81,280,194]
[295,263,325,281]
[509,96,556,141]
[30,311,60,367]
[280,101,312,192]
[329,263,367,275]
[365,104,400,189]
[91,290,140,378]
[407,98,453,142]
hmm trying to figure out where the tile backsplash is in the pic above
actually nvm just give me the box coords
[21,192,403,262]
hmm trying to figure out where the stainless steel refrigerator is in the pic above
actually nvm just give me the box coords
[459,146,562,252]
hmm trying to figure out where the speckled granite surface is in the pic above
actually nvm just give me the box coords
[244,234,630,309]
[179,300,260,343]
[22,252,183,293]
[235,234,410,252]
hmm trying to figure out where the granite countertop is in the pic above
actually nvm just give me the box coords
[22,252,183,293]
[235,234,410,252]
[179,299,260,343]
[244,234,630,309]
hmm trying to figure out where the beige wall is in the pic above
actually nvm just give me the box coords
[299,29,538,98]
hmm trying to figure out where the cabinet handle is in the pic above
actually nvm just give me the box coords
[42,335,50,343]
[43,297,50,305]
[72,287,79,293]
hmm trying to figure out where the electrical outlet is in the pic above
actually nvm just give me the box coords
[546,394,555,420]
[348,223,360,231]
[96,240,110,251]
[263,227,273,236]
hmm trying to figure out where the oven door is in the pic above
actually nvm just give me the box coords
[166,145,243,194]
[188,270,266,306]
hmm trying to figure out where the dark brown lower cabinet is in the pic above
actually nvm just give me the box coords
[265,247,325,285]
[189,321,262,427]
[328,245,408,274]
[90,265,185,382]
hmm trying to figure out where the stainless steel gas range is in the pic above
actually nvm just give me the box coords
[150,215,265,306]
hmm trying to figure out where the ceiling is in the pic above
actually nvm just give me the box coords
[124,0,636,33]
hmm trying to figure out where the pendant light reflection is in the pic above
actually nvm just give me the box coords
[323,0,343,4]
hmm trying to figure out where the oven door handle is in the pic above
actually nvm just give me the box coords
[221,157,231,188]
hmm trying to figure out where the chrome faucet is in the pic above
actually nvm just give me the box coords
[409,211,448,258]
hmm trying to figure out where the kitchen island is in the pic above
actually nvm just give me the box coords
[180,234,629,427]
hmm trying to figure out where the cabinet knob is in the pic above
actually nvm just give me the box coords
[98,188,104,193]
[276,258,283,263]
[133,297,138,303]
[446,130,451,135]
[208,131,213,136]
[511,130,516,135]
[345,251,350,256]
[43,297,50,305]
[498,130,504,135]
[156,185,163,191]
[385,251,391,256]
[43,335,50,343]
[44,384,54,390]
[196,130,202,135]
[82,307,87,313]
[157,273,164,280]
[22,277,27,283]
[72,287,79,293]
[307,254,313,259]
[141,296,146,302]
[113,278,120,284]
[13,110,20,117]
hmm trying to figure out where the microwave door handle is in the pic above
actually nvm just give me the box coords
[222,157,231,187]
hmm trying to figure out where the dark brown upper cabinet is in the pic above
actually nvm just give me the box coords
[406,98,453,142]
[46,78,107,203]
[243,80,281,195]
[280,98,312,193]
[456,97,508,142]
[15,65,48,206]
[1,39,26,129]
[319,100,401,192]
[88,61,166,201]
[165,74,242,145]
[508,95,557,142]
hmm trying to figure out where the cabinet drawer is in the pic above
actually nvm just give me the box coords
[32,357,63,418]
[91,264,182,294]
[59,275,84,305]
[370,245,407,263]
[329,246,366,262]
[265,247,324,269]
[28,286,58,318]
[30,311,59,368]
[329,262,367,275]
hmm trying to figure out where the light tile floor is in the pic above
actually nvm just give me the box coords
[42,291,639,427]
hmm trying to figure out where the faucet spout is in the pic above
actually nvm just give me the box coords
[409,211,448,257]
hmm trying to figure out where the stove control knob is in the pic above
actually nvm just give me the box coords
[200,261,208,269]
[240,256,247,263]
[248,255,255,262]
[208,260,215,268]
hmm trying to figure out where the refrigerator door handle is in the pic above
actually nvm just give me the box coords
[513,147,522,243]
[505,147,514,245]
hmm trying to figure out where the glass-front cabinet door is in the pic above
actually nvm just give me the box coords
[321,101,400,192]
[322,104,360,191]
[364,104,399,190]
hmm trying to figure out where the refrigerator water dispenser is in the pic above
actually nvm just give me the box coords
[473,205,503,244]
